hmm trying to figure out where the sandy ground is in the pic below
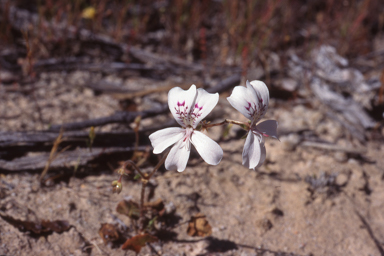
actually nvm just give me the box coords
[1,72,384,256]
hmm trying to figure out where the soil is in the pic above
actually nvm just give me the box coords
[1,70,384,256]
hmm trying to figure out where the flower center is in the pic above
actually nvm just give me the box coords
[180,126,194,150]
[175,101,203,127]
[245,97,267,126]
[174,100,189,126]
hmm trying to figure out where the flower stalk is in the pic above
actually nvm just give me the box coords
[201,119,249,129]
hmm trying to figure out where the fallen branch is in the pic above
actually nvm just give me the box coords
[33,58,158,73]
[0,146,147,171]
[48,107,168,132]
[300,141,366,154]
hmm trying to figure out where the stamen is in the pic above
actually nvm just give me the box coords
[190,102,203,126]
[180,127,194,151]
[175,101,190,126]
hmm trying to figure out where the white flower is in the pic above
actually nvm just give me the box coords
[149,85,223,172]
[227,80,278,169]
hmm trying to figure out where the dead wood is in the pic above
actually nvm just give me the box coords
[48,107,168,132]
[311,79,373,143]
[0,128,157,172]
[325,111,366,143]
[0,120,179,149]
[87,82,183,100]
[0,130,91,147]
[288,47,376,143]
[0,146,147,171]
[300,141,366,154]
[33,58,157,73]
[86,73,241,100]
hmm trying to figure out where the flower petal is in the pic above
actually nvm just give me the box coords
[242,132,266,169]
[227,84,258,120]
[149,127,185,154]
[248,80,270,120]
[165,140,191,172]
[191,131,223,165]
[256,120,279,140]
[168,85,197,127]
[190,89,219,128]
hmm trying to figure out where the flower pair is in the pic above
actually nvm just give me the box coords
[149,80,278,172]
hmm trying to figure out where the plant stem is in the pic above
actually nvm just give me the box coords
[138,149,169,232]
[205,119,249,129]
[139,178,147,232]
[148,149,170,179]
[123,160,145,178]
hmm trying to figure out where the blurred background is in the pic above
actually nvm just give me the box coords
[1,1,384,255]
[2,0,384,62]
[1,0,384,130]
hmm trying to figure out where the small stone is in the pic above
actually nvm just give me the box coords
[308,111,324,128]
[280,78,298,92]
[31,184,39,193]
[327,122,343,140]
[336,173,349,186]
[315,123,327,135]
[270,207,284,217]
[247,66,265,81]
[255,218,273,233]
[334,152,348,163]
[293,105,306,116]
[165,201,176,215]
[83,88,94,97]
[0,70,17,83]
[281,134,301,151]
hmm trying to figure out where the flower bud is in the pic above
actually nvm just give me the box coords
[111,180,122,194]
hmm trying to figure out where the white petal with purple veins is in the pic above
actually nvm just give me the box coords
[227,80,277,169]
[168,85,197,127]
[247,80,269,124]
[249,80,269,107]
[151,84,223,172]
[190,89,219,128]
[227,85,257,120]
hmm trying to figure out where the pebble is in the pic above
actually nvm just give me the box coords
[334,152,348,163]
[255,218,273,233]
[281,134,301,151]
[165,201,176,215]
[336,172,349,186]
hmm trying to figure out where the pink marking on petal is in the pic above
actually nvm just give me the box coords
[182,127,194,147]
[245,102,252,111]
